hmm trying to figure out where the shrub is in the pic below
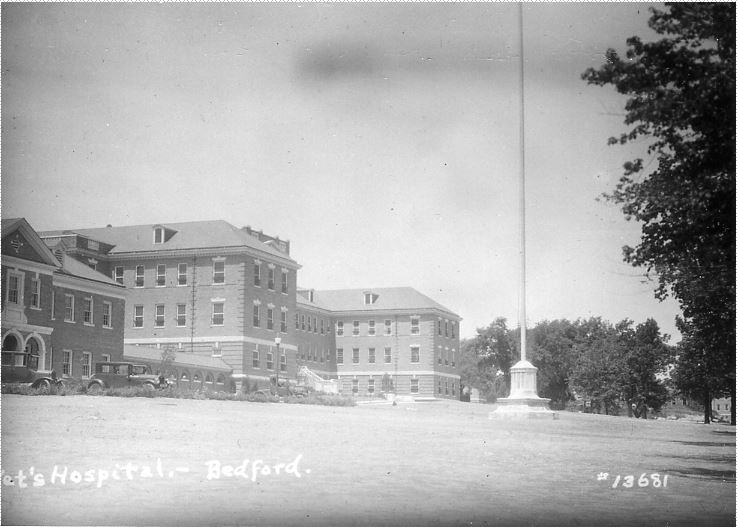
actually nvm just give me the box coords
[284,394,356,407]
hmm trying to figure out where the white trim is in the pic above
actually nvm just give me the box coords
[1,255,57,276]
[53,275,126,300]
[2,323,53,336]
[211,297,226,303]
[124,334,298,351]
[337,369,461,379]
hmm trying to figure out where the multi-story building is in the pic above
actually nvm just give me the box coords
[2,218,125,380]
[304,287,462,399]
[39,220,462,398]
[40,221,300,389]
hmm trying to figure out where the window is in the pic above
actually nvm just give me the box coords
[438,320,443,336]
[103,302,112,328]
[134,305,144,328]
[385,319,392,335]
[176,304,186,327]
[313,317,317,334]
[154,227,164,244]
[368,320,375,336]
[320,320,325,334]
[452,382,456,396]
[30,277,40,308]
[156,264,166,287]
[368,379,375,394]
[114,266,124,285]
[411,346,420,363]
[445,349,449,366]
[411,379,419,394]
[254,261,261,286]
[445,381,449,395]
[307,316,311,332]
[353,320,359,336]
[301,315,305,331]
[212,303,224,326]
[266,352,274,370]
[50,291,56,319]
[352,348,359,364]
[280,311,288,333]
[64,294,75,322]
[438,380,442,393]
[438,349,443,365]
[445,321,449,337]
[155,304,165,327]
[352,379,359,395]
[280,352,286,372]
[451,350,456,367]
[252,350,260,368]
[102,354,111,362]
[267,267,275,290]
[281,271,288,294]
[384,347,392,364]
[63,350,72,376]
[253,305,260,327]
[267,308,274,330]
[368,348,376,364]
[135,265,144,287]
[7,273,21,305]
[411,317,420,335]
[213,260,225,284]
[337,321,344,336]
[178,263,187,286]
[336,349,343,364]
[83,297,93,325]
[451,322,456,338]
[295,313,299,330]
[82,352,92,378]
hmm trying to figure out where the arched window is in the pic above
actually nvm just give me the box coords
[2,334,20,352]
[205,373,214,384]
[193,371,202,383]
[25,337,41,370]
[216,374,225,384]
[180,370,190,381]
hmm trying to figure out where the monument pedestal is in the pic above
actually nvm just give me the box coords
[490,360,558,419]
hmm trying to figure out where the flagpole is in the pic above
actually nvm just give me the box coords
[518,1,527,363]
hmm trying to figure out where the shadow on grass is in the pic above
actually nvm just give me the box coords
[664,467,736,481]
[670,440,734,447]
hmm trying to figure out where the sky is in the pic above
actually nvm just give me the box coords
[1,3,684,342]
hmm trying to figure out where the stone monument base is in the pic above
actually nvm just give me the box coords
[490,396,558,419]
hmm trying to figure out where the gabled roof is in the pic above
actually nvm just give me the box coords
[40,220,297,264]
[296,289,333,311]
[2,218,62,268]
[310,287,460,318]
[123,345,233,372]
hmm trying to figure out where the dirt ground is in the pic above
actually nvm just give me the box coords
[1,395,734,527]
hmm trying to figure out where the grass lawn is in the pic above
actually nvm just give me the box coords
[1,395,734,526]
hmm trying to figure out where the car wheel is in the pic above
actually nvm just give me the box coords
[142,383,155,392]
[36,379,51,393]
[87,383,103,395]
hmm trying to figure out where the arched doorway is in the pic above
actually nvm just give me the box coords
[25,337,41,370]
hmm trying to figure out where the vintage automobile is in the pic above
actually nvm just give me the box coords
[86,362,167,394]
[1,350,62,392]
[255,376,309,398]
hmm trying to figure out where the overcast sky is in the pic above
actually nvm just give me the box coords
[1,3,683,341]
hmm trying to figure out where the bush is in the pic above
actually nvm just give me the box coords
[283,394,356,407]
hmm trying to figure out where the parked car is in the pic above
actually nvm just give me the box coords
[1,350,62,392]
[86,362,167,394]
[256,376,309,398]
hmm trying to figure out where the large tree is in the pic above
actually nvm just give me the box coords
[582,3,735,424]
[528,319,578,409]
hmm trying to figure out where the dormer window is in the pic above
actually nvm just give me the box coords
[153,227,164,244]
[364,292,378,305]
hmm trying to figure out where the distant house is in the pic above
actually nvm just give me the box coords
[2,219,125,380]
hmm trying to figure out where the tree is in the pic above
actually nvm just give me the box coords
[463,318,517,402]
[582,3,736,424]
[528,319,578,409]
[618,319,674,418]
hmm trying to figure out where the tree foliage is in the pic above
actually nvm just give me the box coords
[581,3,735,424]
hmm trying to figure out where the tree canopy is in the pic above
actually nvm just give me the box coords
[581,3,735,423]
